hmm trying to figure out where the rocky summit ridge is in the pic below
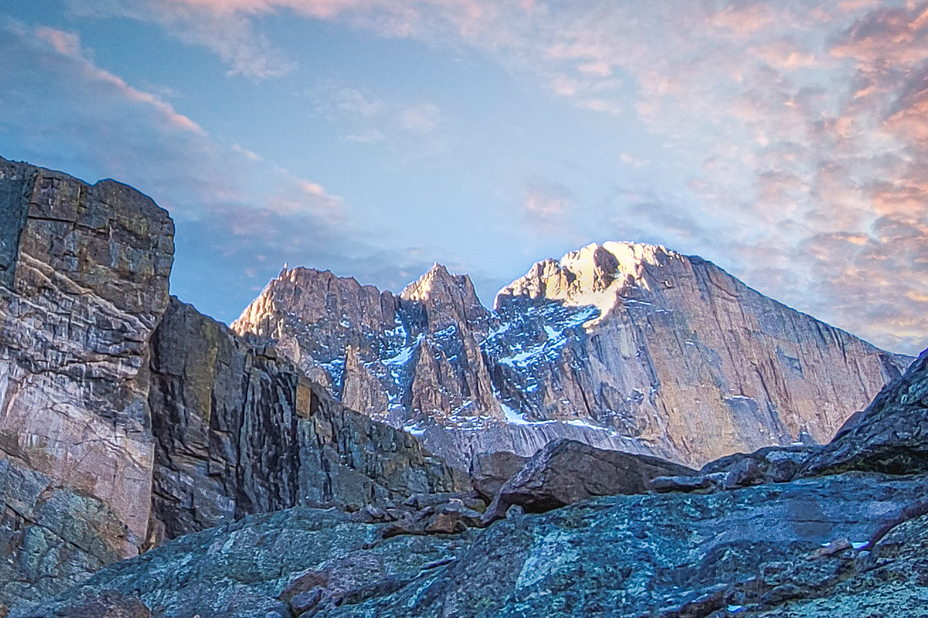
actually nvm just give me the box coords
[0,156,924,618]
[233,240,910,470]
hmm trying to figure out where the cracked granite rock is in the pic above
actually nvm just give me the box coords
[147,297,467,546]
[0,158,173,609]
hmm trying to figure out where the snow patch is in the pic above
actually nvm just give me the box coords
[383,333,424,366]
[566,419,610,432]
[502,402,531,425]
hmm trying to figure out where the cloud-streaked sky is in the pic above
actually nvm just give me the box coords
[2,0,927,354]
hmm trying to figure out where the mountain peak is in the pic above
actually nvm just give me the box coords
[400,263,458,301]
[401,263,489,333]
[496,241,682,311]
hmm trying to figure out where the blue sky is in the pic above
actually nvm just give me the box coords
[2,0,927,355]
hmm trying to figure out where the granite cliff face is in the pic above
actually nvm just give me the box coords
[0,158,173,540]
[148,297,466,546]
[491,242,910,465]
[0,157,173,613]
[233,243,910,469]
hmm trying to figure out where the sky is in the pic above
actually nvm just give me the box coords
[1,0,927,355]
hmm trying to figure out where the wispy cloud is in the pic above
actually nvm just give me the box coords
[521,181,577,237]
[31,24,205,135]
[68,0,296,79]
[67,0,496,79]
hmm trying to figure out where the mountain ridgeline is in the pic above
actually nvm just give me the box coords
[233,242,910,469]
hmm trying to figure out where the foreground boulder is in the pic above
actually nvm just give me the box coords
[469,450,529,502]
[483,439,695,522]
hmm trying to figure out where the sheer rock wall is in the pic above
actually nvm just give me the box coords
[148,298,466,545]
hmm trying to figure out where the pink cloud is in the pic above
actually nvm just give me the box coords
[519,181,586,242]
[710,1,781,35]
[34,25,205,135]
[831,2,928,67]
[34,26,83,57]
[577,61,611,76]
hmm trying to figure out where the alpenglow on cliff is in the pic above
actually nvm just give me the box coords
[233,242,911,469]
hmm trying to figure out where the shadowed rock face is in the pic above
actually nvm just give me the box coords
[147,297,467,545]
[232,242,910,469]
[0,158,173,611]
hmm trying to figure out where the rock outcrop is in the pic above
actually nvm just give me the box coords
[0,158,173,610]
[13,506,480,618]
[0,160,469,613]
[148,297,467,545]
[233,242,910,469]
[19,467,928,617]
[0,458,138,612]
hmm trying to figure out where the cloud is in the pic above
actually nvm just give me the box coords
[68,0,496,79]
[30,24,205,136]
[399,102,441,134]
[520,181,577,236]
[68,0,296,79]
[619,153,649,168]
